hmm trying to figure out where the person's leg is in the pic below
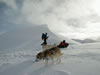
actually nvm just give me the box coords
[44,39,47,45]
[41,39,45,45]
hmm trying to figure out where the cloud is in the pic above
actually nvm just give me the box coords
[1,0,100,40]
[0,0,29,31]
[0,0,95,26]
[0,0,17,9]
[19,0,95,26]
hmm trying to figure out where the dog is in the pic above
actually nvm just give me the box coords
[35,46,63,64]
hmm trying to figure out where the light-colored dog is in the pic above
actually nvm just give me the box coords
[35,46,63,64]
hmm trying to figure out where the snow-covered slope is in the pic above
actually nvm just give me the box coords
[0,25,100,75]
[0,25,78,66]
[0,42,100,75]
[0,25,79,52]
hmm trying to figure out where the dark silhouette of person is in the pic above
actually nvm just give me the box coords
[41,33,48,45]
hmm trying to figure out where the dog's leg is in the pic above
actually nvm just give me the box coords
[45,58,48,65]
[58,56,61,63]
[56,54,61,64]
[51,57,54,64]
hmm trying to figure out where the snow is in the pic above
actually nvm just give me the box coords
[0,25,100,75]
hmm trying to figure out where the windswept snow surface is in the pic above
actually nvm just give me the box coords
[0,25,100,75]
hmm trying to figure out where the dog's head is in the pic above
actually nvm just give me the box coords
[35,52,44,62]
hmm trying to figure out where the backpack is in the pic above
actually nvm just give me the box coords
[42,33,45,40]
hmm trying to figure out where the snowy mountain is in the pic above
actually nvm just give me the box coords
[72,38,98,44]
[0,25,79,52]
[0,25,100,75]
[0,25,78,66]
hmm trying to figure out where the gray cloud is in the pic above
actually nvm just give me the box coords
[0,0,100,40]
[15,0,24,9]
[0,0,93,26]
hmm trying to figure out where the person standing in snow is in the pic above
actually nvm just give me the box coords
[41,33,48,45]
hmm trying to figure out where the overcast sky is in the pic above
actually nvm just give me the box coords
[0,0,100,40]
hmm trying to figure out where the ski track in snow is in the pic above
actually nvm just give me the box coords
[0,43,70,75]
[25,61,69,75]
[0,43,100,75]
[0,57,69,75]
[20,61,69,75]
